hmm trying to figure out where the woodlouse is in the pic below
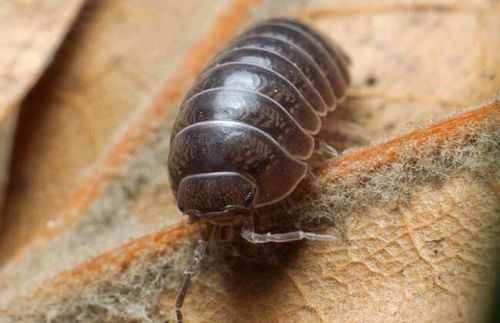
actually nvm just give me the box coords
[167,17,351,323]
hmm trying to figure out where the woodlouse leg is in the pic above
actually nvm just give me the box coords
[241,217,338,244]
[175,238,208,323]
[317,140,339,159]
[306,167,323,196]
[241,229,339,243]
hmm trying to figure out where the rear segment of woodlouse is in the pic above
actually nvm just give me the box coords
[168,17,351,223]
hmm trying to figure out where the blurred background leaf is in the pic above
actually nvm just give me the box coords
[0,0,86,228]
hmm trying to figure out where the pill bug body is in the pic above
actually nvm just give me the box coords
[168,18,351,224]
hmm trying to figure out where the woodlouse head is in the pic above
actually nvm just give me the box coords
[176,172,257,224]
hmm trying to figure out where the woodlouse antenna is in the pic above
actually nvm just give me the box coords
[174,238,208,323]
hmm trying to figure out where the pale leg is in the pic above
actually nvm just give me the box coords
[240,217,338,244]
[317,140,339,158]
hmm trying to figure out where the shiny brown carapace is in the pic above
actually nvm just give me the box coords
[167,17,351,323]
[168,17,351,224]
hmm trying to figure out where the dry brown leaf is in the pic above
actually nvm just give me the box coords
[0,0,85,216]
[0,0,499,323]
[2,99,499,323]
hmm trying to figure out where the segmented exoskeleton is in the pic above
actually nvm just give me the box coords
[167,17,351,323]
